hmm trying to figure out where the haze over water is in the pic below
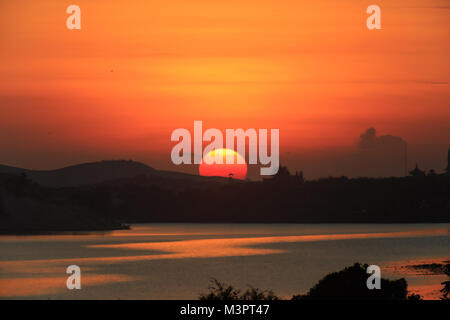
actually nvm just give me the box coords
[1,224,449,299]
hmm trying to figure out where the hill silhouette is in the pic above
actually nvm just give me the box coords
[0,160,228,188]
[0,161,449,233]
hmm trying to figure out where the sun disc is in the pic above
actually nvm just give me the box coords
[199,148,247,180]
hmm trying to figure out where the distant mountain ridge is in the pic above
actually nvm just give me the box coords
[0,160,217,187]
[1,160,448,233]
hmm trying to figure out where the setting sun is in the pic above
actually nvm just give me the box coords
[199,148,247,180]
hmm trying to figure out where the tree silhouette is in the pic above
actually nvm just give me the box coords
[440,264,450,300]
[293,263,414,300]
[199,278,278,300]
[200,263,420,301]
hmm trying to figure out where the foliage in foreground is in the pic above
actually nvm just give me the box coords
[440,264,450,300]
[200,263,422,301]
[293,263,420,300]
[199,278,278,300]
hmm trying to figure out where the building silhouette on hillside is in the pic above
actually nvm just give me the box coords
[408,149,450,177]
[409,163,426,177]
[264,166,304,185]
[446,148,450,175]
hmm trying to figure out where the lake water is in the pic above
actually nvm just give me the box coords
[0,224,449,299]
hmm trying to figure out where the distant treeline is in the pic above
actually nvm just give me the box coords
[0,170,449,233]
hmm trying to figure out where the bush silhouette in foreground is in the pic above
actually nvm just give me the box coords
[294,263,419,300]
[440,264,450,300]
[200,263,421,300]
[199,278,278,300]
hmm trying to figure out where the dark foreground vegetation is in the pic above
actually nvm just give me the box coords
[0,161,449,233]
[200,262,450,300]
[440,264,450,300]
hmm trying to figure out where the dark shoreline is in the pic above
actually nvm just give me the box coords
[1,221,448,236]
[0,224,130,236]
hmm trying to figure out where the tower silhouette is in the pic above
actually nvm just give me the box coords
[446,148,450,174]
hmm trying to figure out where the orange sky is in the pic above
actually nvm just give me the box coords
[0,0,449,177]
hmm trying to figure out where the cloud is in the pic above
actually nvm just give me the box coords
[279,128,410,179]
[358,127,407,150]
